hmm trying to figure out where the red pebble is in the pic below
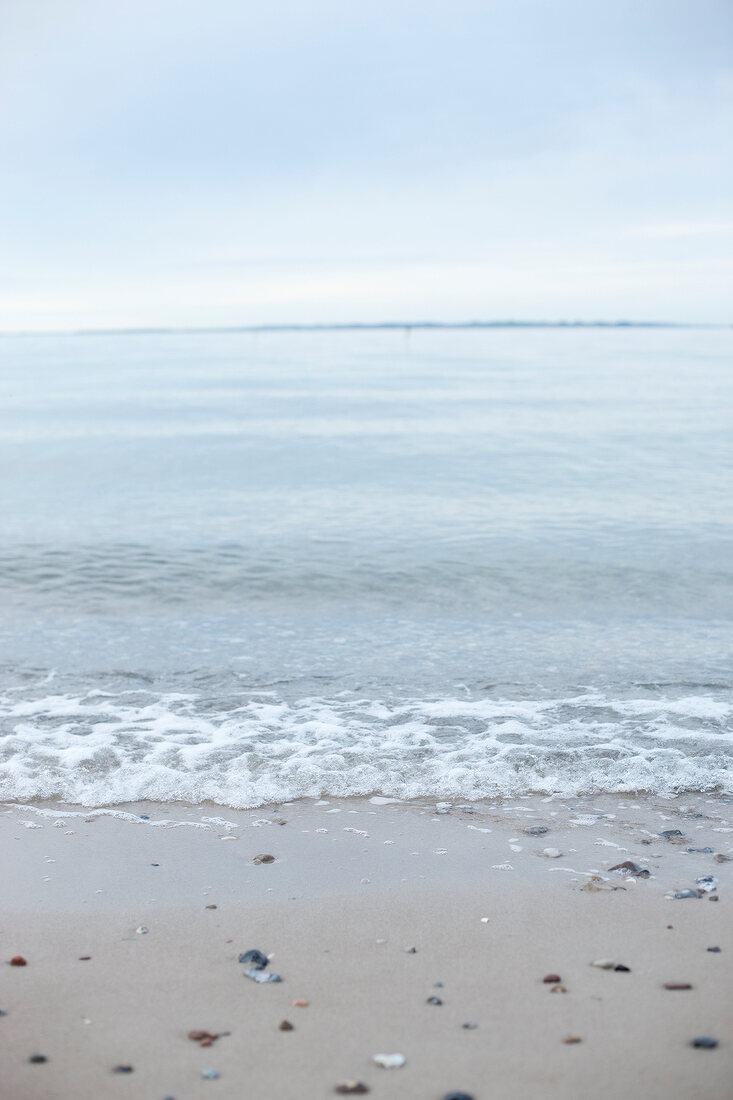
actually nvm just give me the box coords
[10,956,27,967]
[543,974,562,983]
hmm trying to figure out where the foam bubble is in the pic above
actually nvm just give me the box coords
[0,689,731,807]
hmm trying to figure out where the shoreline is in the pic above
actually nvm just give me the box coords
[2,794,732,1099]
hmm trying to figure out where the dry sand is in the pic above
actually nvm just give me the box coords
[1,794,732,1100]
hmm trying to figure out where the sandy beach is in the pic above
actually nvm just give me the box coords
[2,794,731,1100]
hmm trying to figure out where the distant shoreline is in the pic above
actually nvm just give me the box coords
[0,319,730,338]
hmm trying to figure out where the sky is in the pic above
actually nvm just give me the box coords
[0,0,732,330]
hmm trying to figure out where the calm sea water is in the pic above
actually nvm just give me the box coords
[1,327,731,805]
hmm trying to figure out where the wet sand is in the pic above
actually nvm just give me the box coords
[1,794,732,1100]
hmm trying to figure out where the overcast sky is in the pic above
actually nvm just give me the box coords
[1,0,731,330]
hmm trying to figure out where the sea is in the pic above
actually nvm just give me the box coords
[1,326,731,807]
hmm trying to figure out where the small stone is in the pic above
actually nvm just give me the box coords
[686,847,713,854]
[614,964,631,972]
[244,969,281,983]
[113,1065,134,1074]
[461,1022,478,1029]
[334,1084,370,1095]
[661,829,685,840]
[708,895,719,902]
[135,926,149,935]
[238,949,268,969]
[707,946,721,952]
[253,854,275,864]
[292,999,310,1007]
[279,1020,294,1031]
[608,861,650,878]
[0,1009,6,1016]
[563,1036,582,1044]
[550,984,567,993]
[714,853,732,863]
[695,875,718,893]
[404,946,417,953]
[29,1054,48,1063]
[78,956,92,961]
[433,981,444,988]
[664,982,692,990]
[525,825,549,836]
[188,1030,218,1043]
[372,1053,406,1069]
[691,1037,718,1049]
[591,959,616,969]
[543,974,562,983]
[10,956,27,966]
[427,996,443,1005]
[543,848,562,858]
[205,904,217,909]
[443,1093,475,1100]
[201,1068,221,1078]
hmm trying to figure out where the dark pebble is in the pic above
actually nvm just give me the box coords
[334,1085,370,1095]
[427,996,443,1005]
[279,1020,294,1031]
[707,946,721,953]
[686,847,713,854]
[238,949,268,969]
[714,853,733,863]
[78,956,92,961]
[139,814,149,820]
[0,1009,7,1016]
[113,1065,134,1073]
[151,863,159,867]
[608,861,650,878]
[28,1054,47,1064]
[661,829,685,839]
[614,964,631,972]
[461,1022,478,1029]
[543,974,562,983]
[664,982,692,990]
[692,1037,718,1049]
[433,981,444,988]
[205,904,217,910]
[10,956,27,966]
[253,854,275,864]
[443,1093,475,1100]
[525,825,549,836]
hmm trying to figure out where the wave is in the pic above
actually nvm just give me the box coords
[1,688,731,806]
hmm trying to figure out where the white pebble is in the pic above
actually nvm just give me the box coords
[373,1053,406,1069]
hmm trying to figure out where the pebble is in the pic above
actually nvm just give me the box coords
[550,984,567,993]
[253,854,275,864]
[201,1068,221,1079]
[238,949,268,969]
[443,1093,475,1100]
[426,996,443,1005]
[279,1020,294,1031]
[461,1022,478,1029]
[188,1030,218,1044]
[714,853,732,863]
[0,1009,6,1016]
[563,1036,582,1044]
[78,956,92,961]
[525,825,549,836]
[664,982,692,990]
[543,848,562,858]
[707,946,721,952]
[10,956,27,966]
[334,1084,370,1094]
[692,1037,718,1049]
[372,1053,406,1069]
[543,974,562,983]
[671,889,702,900]
[686,847,713,854]
[591,959,616,969]
[292,1000,310,1007]
[661,830,685,840]
[135,926,149,935]
[695,875,718,893]
[28,1054,48,1064]
[113,1065,134,1073]
[614,964,631,972]
[205,904,217,910]
[608,861,650,878]
[404,946,417,953]
[244,969,281,983]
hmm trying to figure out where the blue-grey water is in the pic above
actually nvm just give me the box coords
[1,327,731,804]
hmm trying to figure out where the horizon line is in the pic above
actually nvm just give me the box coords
[0,319,730,338]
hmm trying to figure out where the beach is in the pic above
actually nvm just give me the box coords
[3,794,731,1099]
